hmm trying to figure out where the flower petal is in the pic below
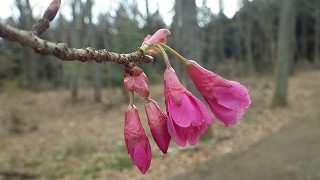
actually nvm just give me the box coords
[134,76,150,98]
[185,126,202,146]
[150,130,168,154]
[215,81,251,109]
[206,99,244,126]
[124,76,134,92]
[167,112,188,147]
[133,143,151,174]
[169,96,202,128]
[144,29,171,45]
[185,92,213,125]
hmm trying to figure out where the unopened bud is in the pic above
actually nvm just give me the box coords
[43,0,61,22]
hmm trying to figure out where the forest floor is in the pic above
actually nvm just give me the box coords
[0,70,319,180]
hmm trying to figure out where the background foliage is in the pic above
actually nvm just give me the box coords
[0,0,319,95]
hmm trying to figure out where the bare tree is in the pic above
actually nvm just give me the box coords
[272,0,296,107]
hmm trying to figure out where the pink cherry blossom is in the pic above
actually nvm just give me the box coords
[141,29,171,54]
[124,66,150,98]
[145,99,171,154]
[124,104,152,174]
[185,60,251,127]
[164,67,213,147]
[143,29,171,45]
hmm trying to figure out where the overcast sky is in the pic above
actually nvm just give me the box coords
[0,0,240,25]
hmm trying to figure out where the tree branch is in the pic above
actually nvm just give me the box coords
[0,22,153,65]
[0,0,153,65]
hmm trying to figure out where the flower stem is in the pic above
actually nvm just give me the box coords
[156,44,172,69]
[159,43,187,65]
[130,91,135,105]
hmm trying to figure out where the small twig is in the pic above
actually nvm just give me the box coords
[0,22,153,65]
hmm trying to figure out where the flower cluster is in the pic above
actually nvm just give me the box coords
[123,62,170,174]
[122,29,251,174]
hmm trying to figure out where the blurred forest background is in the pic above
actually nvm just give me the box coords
[0,0,319,98]
[0,0,320,179]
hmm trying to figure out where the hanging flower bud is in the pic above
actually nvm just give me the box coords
[185,60,251,127]
[164,67,213,147]
[145,99,171,154]
[124,64,150,98]
[124,104,152,174]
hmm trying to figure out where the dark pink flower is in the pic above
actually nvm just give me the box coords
[185,60,251,127]
[124,66,149,98]
[164,67,213,147]
[145,99,171,154]
[124,104,152,174]
[141,29,171,54]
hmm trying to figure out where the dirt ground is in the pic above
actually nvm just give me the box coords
[0,70,319,179]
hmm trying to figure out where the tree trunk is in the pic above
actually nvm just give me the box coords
[180,0,201,87]
[300,14,308,60]
[235,17,243,61]
[217,20,225,62]
[145,0,150,27]
[16,0,38,90]
[172,0,184,79]
[69,0,83,101]
[244,20,255,75]
[314,1,320,67]
[85,0,101,102]
[93,63,101,102]
[241,0,255,75]
[272,0,296,107]
[217,1,225,62]
[179,0,213,140]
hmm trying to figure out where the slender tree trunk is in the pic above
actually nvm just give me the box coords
[93,63,101,102]
[91,29,101,102]
[16,0,38,90]
[235,18,243,61]
[85,0,101,102]
[145,0,150,27]
[179,0,213,140]
[172,0,183,79]
[270,34,276,69]
[217,21,225,61]
[69,0,83,101]
[272,0,296,107]
[245,20,255,75]
[314,1,320,67]
[180,0,201,87]
[300,14,308,60]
